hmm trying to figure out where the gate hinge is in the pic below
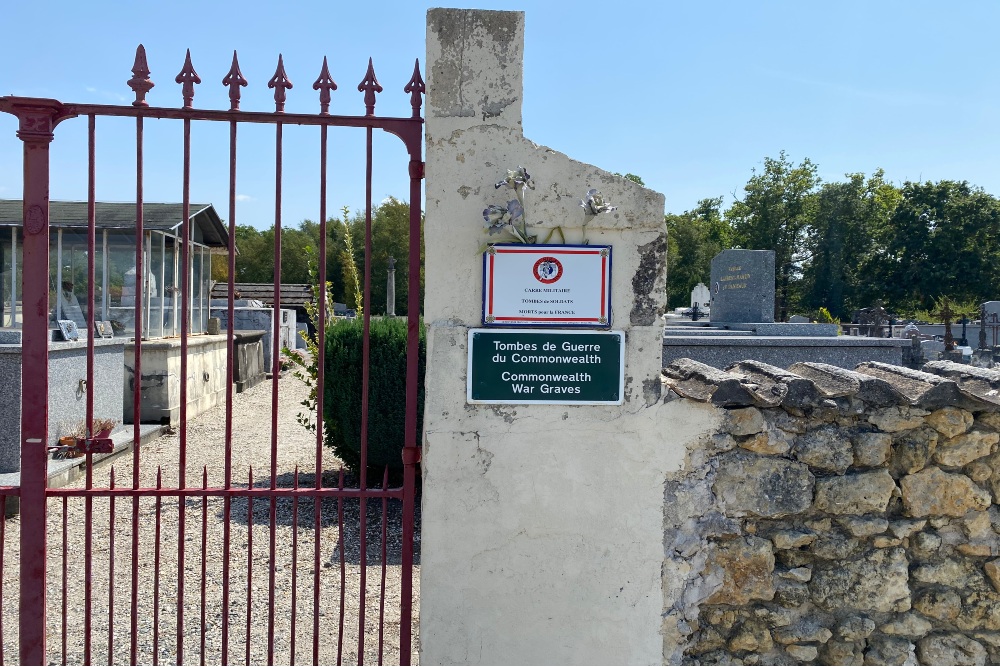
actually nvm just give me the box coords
[409,160,425,180]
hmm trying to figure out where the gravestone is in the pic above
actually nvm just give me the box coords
[690,282,710,310]
[709,249,775,323]
[983,301,1000,324]
[789,315,809,323]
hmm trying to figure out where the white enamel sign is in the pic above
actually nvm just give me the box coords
[481,244,612,328]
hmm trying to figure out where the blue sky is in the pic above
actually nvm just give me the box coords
[2,1,999,229]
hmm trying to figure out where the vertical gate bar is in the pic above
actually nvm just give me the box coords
[61,498,68,665]
[177,114,193,667]
[16,100,61,667]
[377,467,389,665]
[268,120,284,667]
[400,125,424,666]
[130,114,146,667]
[200,467,208,666]
[0,495,5,666]
[336,469,345,667]
[290,467,299,665]
[313,119,328,667]
[357,124,374,666]
[83,112,97,667]
[153,468,163,666]
[221,116,238,667]
[107,468,116,666]
[246,468,254,667]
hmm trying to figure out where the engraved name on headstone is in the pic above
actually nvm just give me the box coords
[709,249,775,323]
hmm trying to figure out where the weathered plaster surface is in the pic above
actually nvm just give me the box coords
[421,9,712,665]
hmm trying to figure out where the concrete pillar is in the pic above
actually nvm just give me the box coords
[421,9,718,664]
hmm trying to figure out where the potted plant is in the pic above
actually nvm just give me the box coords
[54,418,118,459]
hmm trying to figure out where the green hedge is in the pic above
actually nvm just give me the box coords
[322,317,425,478]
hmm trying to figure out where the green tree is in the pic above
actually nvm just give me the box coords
[725,152,820,320]
[800,171,900,319]
[866,180,1000,313]
[344,197,424,316]
[665,197,729,309]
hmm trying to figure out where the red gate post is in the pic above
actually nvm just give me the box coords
[0,96,75,666]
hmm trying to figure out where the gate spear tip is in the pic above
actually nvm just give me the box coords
[223,51,248,111]
[268,54,293,113]
[404,58,425,119]
[127,44,155,108]
[312,56,337,115]
[175,49,202,109]
[358,57,382,116]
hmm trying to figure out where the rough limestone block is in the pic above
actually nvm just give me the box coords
[916,634,988,666]
[912,558,989,589]
[771,530,816,550]
[738,427,792,455]
[914,588,963,621]
[889,426,939,477]
[721,406,764,436]
[878,612,932,637]
[868,405,929,432]
[813,469,896,515]
[852,430,893,468]
[713,452,814,517]
[703,535,775,605]
[934,430,999,468]
[809,548,911,613]
[865,634,914,665]
[926,406,974,438]
[836,616,876,641]
[985,560,1000,595]
[726,618,773,653]
[901,467,991,517]
[785,644,819,661]
[793,425,854,474]
[772,621,833,645]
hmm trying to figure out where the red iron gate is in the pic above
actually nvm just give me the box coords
[0,45,422,665]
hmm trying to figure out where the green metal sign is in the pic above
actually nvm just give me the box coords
[467,328,624,405]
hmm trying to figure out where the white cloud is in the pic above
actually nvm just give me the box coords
[236,194,252,202]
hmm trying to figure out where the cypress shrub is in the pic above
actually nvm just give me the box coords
[323,317,425,479]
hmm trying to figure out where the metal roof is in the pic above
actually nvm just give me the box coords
[0,200,229,248]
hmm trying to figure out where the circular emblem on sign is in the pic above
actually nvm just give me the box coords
[533,257,563,284]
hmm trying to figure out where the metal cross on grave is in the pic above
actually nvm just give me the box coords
[934,298,956,351]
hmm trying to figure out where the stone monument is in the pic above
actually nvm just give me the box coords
[690,282,709,310]
[708,249,774,324]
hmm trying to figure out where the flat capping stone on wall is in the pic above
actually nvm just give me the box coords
[662,337,909,372]
[663,357,1000,410]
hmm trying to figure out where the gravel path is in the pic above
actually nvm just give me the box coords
[1,371,420,665]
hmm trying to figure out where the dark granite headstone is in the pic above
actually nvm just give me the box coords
[709,250,775,323]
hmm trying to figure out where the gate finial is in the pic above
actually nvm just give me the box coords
[358,57,383,117]
[312,56,338,116]
[127,44,155,108]
[404,58,425,119]
[268,54,294,113]
[174,49,202,109]
[222,51,248,112]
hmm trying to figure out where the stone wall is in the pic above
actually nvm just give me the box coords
[662,357,1000,665]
